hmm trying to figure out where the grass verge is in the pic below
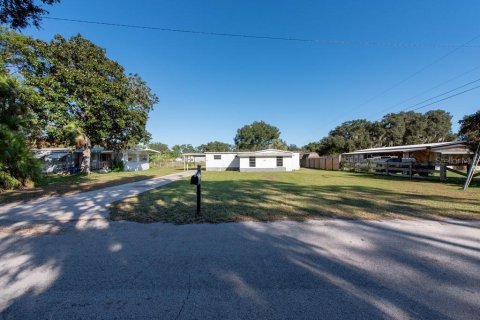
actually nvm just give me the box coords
[110,169,480,224]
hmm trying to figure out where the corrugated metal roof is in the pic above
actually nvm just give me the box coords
[343,141,467,155]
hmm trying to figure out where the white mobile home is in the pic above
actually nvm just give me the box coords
[205,149,300,172]
[33,147,160,173]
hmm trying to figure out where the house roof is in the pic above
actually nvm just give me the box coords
[301,152,320,159]
[32,147,159,154]
[130,148,161,154]
[182,153,206,157]
[204,149,296,157]
[343,141,469,156]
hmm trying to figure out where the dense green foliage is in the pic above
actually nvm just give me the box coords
[148,142,170,154]
[0,27,158,185]
[234,121,282,151]
[0,72,41,188]
[0,0,60,29]
[197,141,234,152]
[459,110,480,143]
[2,30,158,151]
[4,30,158,150]
[171,144,196,158]
[305,110,455,155]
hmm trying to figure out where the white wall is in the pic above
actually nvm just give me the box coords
[291,153,300,170]
[123,151,150,171]
[239,155,299,172]
[205,153,239,171]
[205,151,300,172]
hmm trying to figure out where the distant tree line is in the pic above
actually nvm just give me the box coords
[151,110,480,160]
[303,110,461,155]
[149,121,301,159]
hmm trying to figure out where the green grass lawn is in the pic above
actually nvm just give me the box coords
[0,167,180,204]
[110,169,480,224]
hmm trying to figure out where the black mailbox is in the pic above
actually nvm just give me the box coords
[190,174,199,185]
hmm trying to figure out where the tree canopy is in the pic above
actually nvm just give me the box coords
[148,142,170,154]
[2,29,158,151]
[197,141,234,152]
[305,110,455,155]
[171,144,196,158]
[459,110,480,143]
[0,0,60,29]
[0,70,41,187]
[234,121,281,151]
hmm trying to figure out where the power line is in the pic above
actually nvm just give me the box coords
[43,16,480,48]
[399,77,480,112]
[324,32,480,127]
[409,84,480,112]
[374,63,480,116]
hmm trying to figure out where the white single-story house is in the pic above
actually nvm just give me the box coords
[33,147,160,173]
[204,149,300,172]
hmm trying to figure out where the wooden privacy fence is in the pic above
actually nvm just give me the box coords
[302,156,341,171]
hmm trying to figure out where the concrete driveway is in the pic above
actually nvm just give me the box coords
[1,217,479,319]
[0,170,193,226]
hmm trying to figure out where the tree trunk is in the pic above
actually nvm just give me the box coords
[81,146,91,174]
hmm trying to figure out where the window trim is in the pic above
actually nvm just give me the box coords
[276,156,283,167]
[213,155,222,160]
[249,156,256,167]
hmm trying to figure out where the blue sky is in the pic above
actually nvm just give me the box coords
[24,0,480,147]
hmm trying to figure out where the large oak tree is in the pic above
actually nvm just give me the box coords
[2,29,158,173]
[234,121,281,151]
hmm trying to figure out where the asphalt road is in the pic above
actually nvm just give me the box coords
[1,218,479,320]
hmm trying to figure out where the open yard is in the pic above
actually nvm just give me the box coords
[110,169,480,223]
[0,167,180,204]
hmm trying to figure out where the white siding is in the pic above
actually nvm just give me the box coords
[123,151,150,171]
[239,154,300,172]
[205,150,300,172]
[205,153,239,171]
[239,156,280,171]
[291,153,300,170]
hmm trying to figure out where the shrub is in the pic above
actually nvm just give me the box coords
[0,171,21,190]
[111,157,125,172]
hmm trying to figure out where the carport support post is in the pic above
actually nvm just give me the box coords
[196,165,201,215]
[440,163,447,181]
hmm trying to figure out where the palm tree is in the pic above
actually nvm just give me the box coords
[64,123,91,174]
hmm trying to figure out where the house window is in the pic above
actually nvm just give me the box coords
[249,156,256,167]
[276,156,283,167]
[128,155,133,162]
[140,154,148,162]
[214,155,221,160]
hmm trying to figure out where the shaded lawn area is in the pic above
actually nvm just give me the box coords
[0,167,180,204]
[110,169,480,224]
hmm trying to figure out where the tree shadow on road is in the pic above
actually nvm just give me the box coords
[1,217,479,319]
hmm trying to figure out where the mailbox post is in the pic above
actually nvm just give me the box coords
[190,165,202,215]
